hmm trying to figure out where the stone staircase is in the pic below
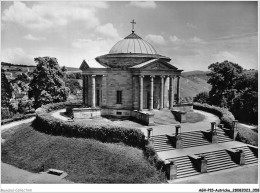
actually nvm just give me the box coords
[215,127,233,143]
[165,146,258,179]
[152,128,233,152]
[196,149,239,173]
[152,122,258,180]
[152,135,173,152]
[168,156,200,179]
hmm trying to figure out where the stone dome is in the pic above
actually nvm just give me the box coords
[109,32,157,55]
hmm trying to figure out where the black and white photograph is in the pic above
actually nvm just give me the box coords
[1,1,258,192]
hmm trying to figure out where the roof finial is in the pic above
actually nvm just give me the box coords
[130,19,136,33]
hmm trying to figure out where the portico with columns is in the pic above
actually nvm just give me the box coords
[80,58,182,112]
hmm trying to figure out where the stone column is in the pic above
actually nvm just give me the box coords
[85,75,89,105]
[99,75,104,107]
[169,76,174,109]
[91,75,96,108]
[82,75,85,104]
[149,76,154,110]
[176,76,181,104]
[139,75,144,111]
[160,76,164,109]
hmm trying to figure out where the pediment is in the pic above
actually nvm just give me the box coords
[141,61,178,71]
[79,60,90,70]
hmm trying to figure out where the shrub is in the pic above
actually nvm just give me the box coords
[18,100,35,114]
[194,92,209,103]
[1,107,14,120]
[193,102,235,129]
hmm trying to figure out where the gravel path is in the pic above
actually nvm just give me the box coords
[170,164,258,184]
[1,117,35,131]
[1,162,73,184]
[51,109,70,121]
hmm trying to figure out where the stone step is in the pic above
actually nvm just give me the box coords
[169,156,200,179]
[177,167,197,172]
[207,161,237,167]
[207,164,238,172]
[177,172,200,179]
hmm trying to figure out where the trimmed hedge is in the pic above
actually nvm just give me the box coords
[193,102,235,129]
[34,102,146,149]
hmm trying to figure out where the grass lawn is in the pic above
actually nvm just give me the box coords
[185,112,205,123]
[1,123,164,183]
[74,116,144,128]
[237,125,258,146]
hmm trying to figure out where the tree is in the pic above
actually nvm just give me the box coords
[193,92,209,103]
[231,70,258,123]
[61,66,67,73]
[65,79,82,95]
[207,61,258,124]
[1,69,13,107]
[207,60,243,108]
[11,73,31,94]
[28,57,70,108]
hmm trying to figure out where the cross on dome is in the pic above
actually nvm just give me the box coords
[130,19,136,33]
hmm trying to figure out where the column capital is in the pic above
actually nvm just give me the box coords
[150,75,155,79]
[160,75,165,78]
[139,75,144,78]
[91,75,96,77]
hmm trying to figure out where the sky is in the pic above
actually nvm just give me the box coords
[1,1,258,71]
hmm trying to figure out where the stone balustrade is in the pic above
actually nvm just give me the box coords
[226,148,245,165]
[131,110,155,126]
[189,154,207,173]
[172,103,193,112]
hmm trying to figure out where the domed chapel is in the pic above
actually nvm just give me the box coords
[80,20,185,117]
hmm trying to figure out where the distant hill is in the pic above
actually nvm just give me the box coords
[182,70,210,81]
[66,67,80,72]
[180,71,211,99]
[1,61,80,78]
